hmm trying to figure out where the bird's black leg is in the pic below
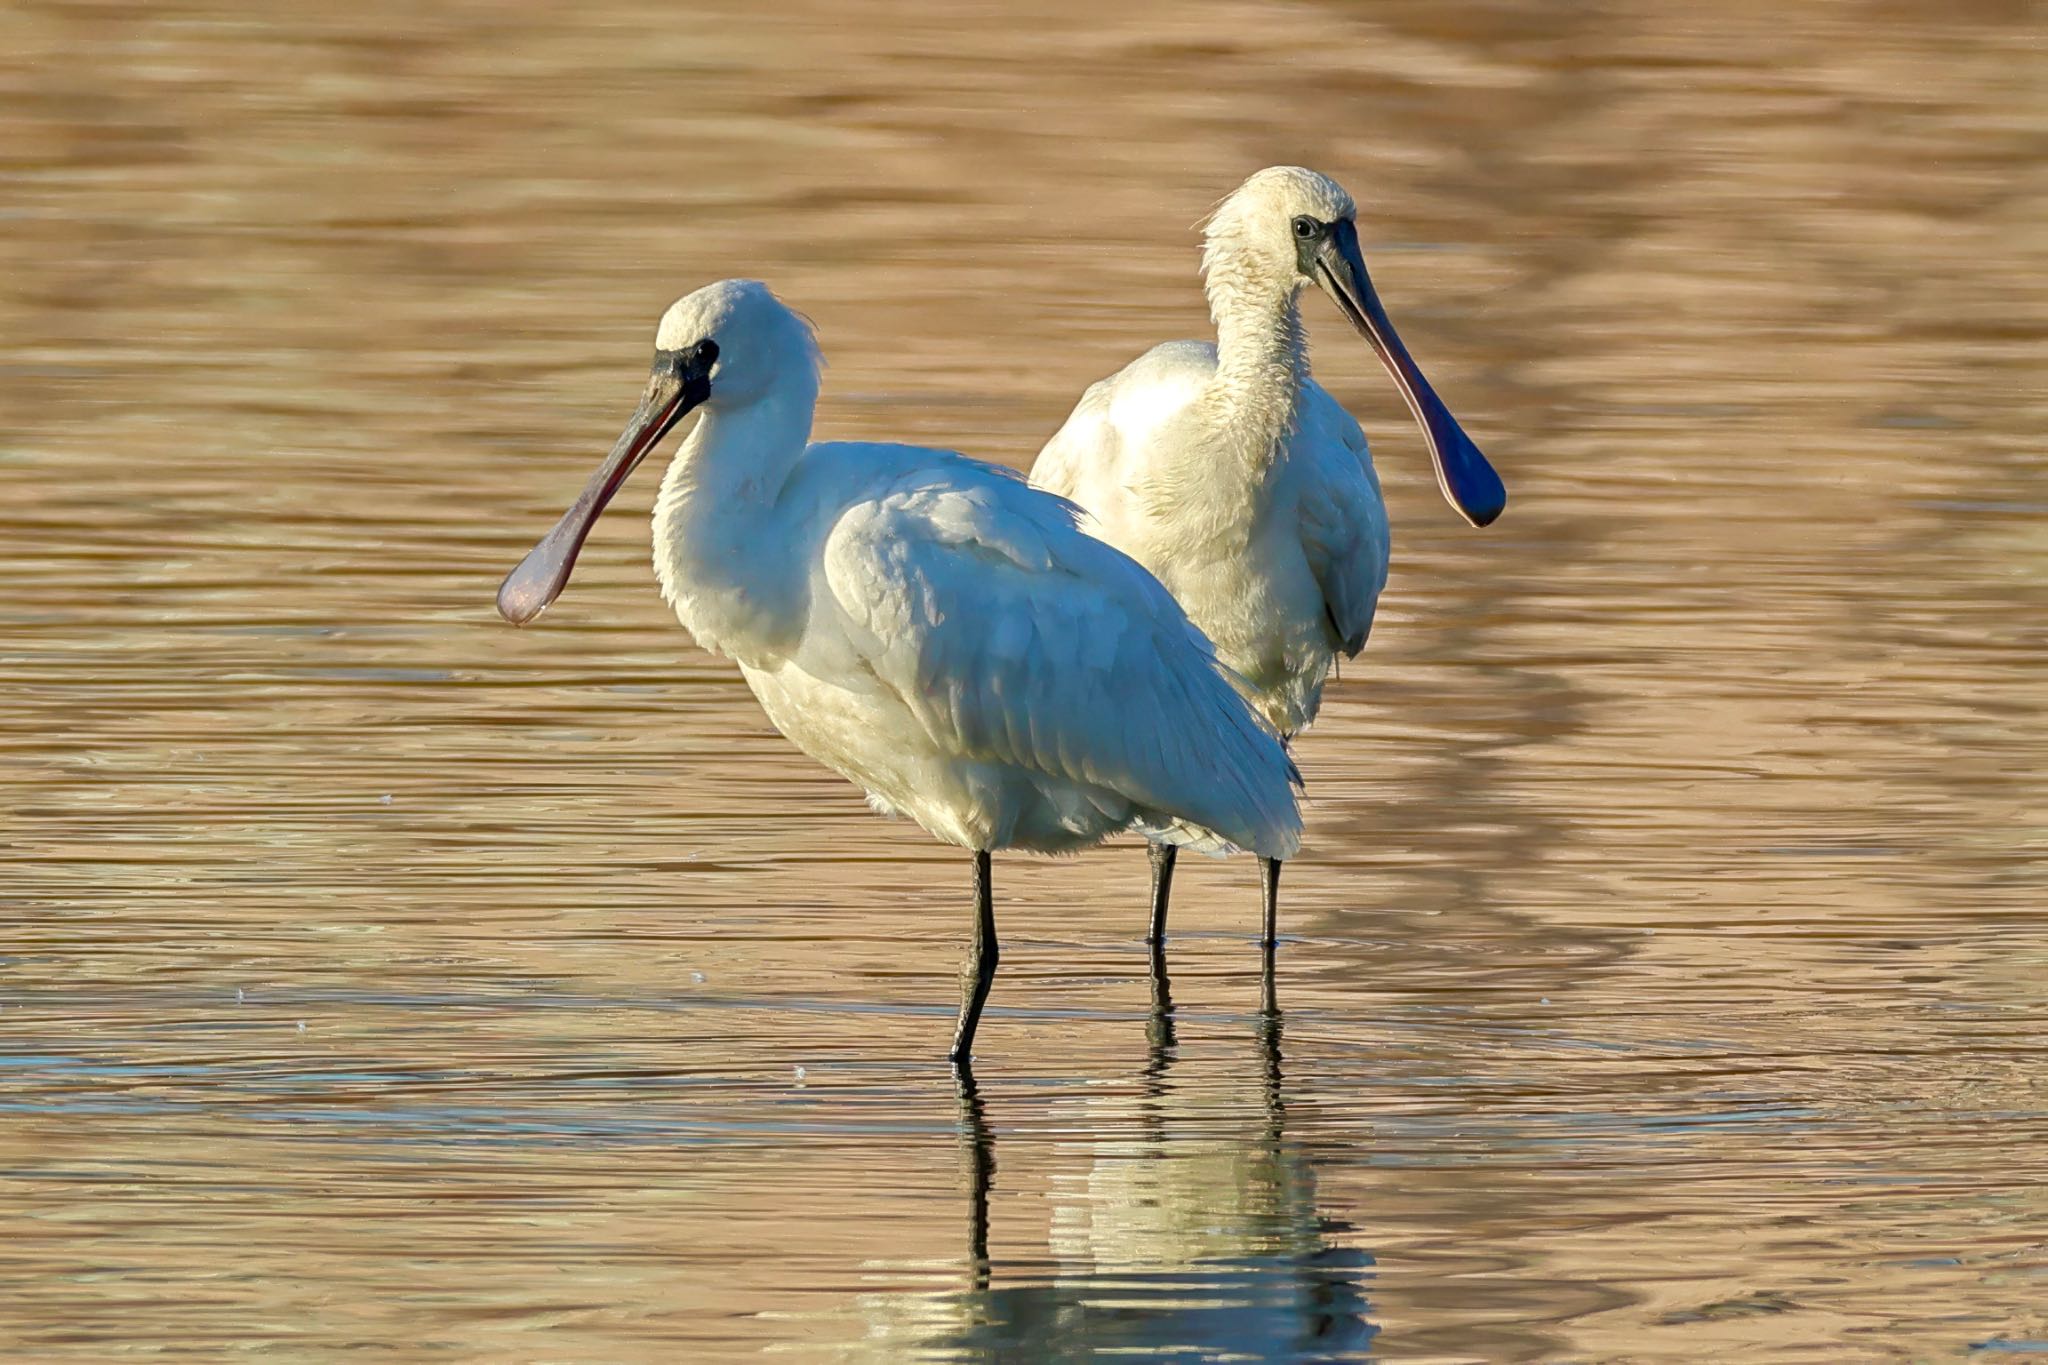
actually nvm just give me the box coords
[1259,857,1283,1013]
[949,850,998,1063]
[1145,938,1178,1062]
[1259,857,1282,949]
[1146,842,1178,946]
[1260,922,1280,1017]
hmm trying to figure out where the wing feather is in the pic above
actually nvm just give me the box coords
[1297,382,1391,659]
[823,458,1300,857]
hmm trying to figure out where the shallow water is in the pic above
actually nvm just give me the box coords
[2,0,2044,1358]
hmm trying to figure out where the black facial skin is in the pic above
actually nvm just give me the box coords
[1291,214,1328,270]
[655,338,720,397]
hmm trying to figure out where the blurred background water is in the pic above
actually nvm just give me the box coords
[1,0,2043,1358]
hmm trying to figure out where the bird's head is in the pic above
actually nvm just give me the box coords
[1202,165,1359,288]
[496,279,819,625]
[652,278,822,408]
[1205,166,1506,529]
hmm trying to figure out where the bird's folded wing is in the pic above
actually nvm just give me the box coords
[1298,382,1391,659]
[822,461,1300,852]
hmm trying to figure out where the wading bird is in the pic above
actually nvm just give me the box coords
[1031,166,1505,951]
[497,279,1300,1062]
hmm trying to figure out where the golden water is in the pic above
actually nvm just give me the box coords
[2,0,2043,1358]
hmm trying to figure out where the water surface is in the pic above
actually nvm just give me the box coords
[2,0,2043,1357]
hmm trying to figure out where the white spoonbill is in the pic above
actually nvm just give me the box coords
[1031,166,1505,950]
[497,279,1301,1062]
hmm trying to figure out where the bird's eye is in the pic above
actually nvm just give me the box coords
[695,339,719,367]
[1292,216,1320,240]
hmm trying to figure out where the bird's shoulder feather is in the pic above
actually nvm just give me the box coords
[1031,341,1218,499]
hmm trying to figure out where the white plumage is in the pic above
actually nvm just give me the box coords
[497,278,1300,1060]
[1031,167,1505,947]
[1034,339,1390,738]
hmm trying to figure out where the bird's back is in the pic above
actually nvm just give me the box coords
[1031,340,1219,542]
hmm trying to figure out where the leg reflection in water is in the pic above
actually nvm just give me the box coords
[852,953,1378,1360]
[954,1061,994,1296]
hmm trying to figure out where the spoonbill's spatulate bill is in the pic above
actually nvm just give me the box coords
[498,279,1301,1062]
[1030,167,1504,949]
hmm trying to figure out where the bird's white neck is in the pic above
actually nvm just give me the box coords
[652,376,818,663]
[1202,254,1308,474]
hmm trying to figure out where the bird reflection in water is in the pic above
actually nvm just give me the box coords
[854,955,1378,1360]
